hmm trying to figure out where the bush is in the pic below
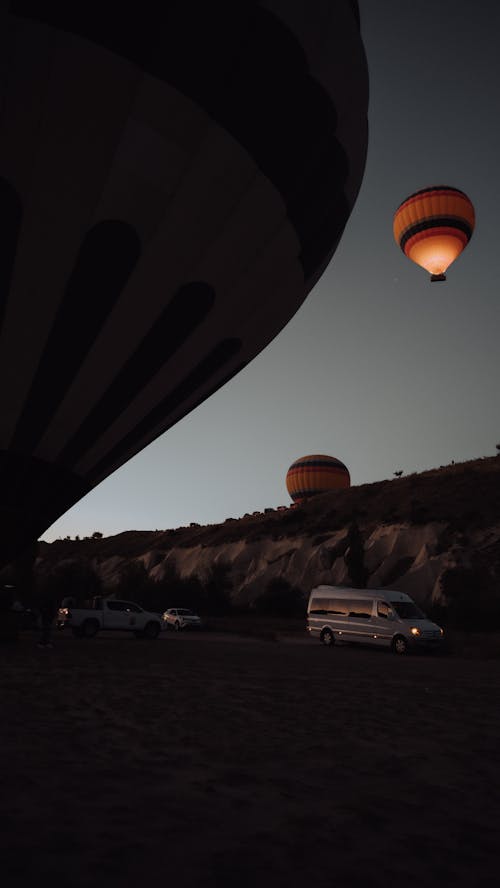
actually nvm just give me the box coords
[140,559,233,615]
[439,566,500,630]
[39,559,102,607]
[203,561,233,615]
[254,578,306,618]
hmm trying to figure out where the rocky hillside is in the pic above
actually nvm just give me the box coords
[30,456,500,623]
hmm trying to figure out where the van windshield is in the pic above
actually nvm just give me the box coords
[391,601,426,620]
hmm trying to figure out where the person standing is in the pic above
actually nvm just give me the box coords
[36,584,60,648]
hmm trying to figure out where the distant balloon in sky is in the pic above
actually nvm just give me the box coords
[393,186,475,281]
[286,455,351,503]
[0,1,368,566]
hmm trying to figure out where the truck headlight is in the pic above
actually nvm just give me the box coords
[410,627,421,636]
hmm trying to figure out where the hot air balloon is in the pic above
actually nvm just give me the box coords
[393,186,475,281]
[0,1,368,566]
[286,455,350,503]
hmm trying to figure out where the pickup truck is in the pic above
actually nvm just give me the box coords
[58,597,162,639]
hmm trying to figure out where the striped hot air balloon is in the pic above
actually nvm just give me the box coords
[0,1,368,566]
[393,186,475,281]
[286,455,350,503]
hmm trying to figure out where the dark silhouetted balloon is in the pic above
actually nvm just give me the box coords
[0,2,368,564]
[286,455,350,503]
[393,186,475,281]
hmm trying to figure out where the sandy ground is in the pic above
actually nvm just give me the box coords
[1,629,500,888]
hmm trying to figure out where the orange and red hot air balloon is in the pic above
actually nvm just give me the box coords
[393,186,475,281]
[286,455,350,504]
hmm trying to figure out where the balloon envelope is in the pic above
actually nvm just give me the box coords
[393,186,475,280]
[286,455,350,503]
[0,1,368,564]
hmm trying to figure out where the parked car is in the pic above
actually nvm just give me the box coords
[58,597,162,639]
[162,608,203,631]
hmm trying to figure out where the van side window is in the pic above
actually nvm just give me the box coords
[309,598,327,615]
[348,600,373,619]
[328,599,349,616]
[377,602,393,619]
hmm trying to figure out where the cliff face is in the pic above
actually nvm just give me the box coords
[73,520,495,609]
[31,457,500,613]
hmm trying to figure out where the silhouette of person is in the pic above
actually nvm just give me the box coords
[37,585,60,648]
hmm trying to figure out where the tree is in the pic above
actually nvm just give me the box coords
[254,578,306,617]
[39,559,102,607]
[393,470,403,478]
[115,562,151,603]
[91,531,103,539]
[203,560,233,615]
[344,521,368,588]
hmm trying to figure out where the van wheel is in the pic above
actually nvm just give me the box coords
[392,635,409,655]
[321,628,334,647]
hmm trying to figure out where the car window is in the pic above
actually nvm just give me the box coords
[106,601,141,613]
[328,599,349,616]
[391,601,425,619]
[377,602,394,619]
[107,601,128,612]
[347,600,373,619]
[309,598,327,615]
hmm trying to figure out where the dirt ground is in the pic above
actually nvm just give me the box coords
[1,628,499,888]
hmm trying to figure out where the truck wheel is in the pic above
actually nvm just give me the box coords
[321,628,334,647]
[82,619,99,639]
[143,621,160,640]
[392,635,409,655]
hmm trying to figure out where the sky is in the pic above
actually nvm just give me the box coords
[41,0,500,542]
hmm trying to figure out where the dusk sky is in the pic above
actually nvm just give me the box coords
[41,0,500,541]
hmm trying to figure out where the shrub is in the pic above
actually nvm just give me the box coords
[203,560,233,615]
[39,559,102,607]
[254,578,306,617]
[439,566,500,630]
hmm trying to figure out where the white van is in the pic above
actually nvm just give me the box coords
[307,586,444,655]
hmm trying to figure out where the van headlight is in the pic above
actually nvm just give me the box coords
[410,627,421,636]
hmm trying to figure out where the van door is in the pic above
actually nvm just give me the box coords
[105,600,140,630]
[345,598,374,644]
[372,600,397,646]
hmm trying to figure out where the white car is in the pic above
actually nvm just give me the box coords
[162,608,203,631]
